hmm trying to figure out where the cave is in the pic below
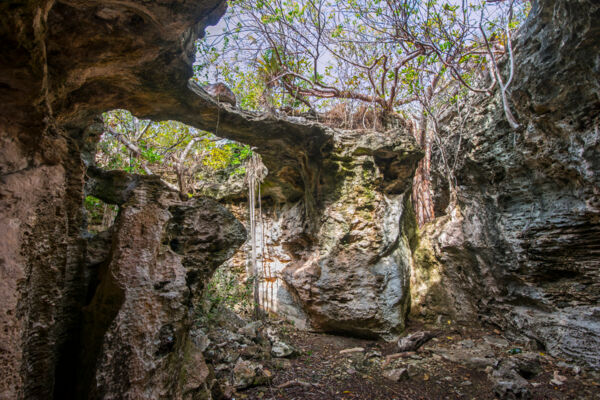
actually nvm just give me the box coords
[1,0,599,399]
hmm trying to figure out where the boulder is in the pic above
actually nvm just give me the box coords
[232,359,270,389]
[271,341,296,358]
[239,321,262,340]
[383,368,409,382]
[490,360,531,400]
[202,83,237,107]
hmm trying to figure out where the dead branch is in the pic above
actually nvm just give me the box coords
[479,3,520,130]
[276,380,320,389]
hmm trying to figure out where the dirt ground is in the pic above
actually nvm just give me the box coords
[235,321,600,400]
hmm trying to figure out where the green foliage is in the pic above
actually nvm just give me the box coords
[195,0,531,121]
[84,195,118,233]
[84,195,104,225]
[97,109,253,194]
[140,147,163,163]
[201,265,254,321]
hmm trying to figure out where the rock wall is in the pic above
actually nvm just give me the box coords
[221,129,423,339]
[0,121,86,399]
[289,129,421,338]
[413,0,600,367]
[1,0,419,396]
[0,123,246,400]
[0,1,240,398]
[2,0,598,397]
[80,168,245,399]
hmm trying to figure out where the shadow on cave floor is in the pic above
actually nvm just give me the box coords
[200,309,600,400]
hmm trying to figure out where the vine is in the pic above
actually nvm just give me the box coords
[244,152,267,319]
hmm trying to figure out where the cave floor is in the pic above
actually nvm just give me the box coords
[237,320,599,400]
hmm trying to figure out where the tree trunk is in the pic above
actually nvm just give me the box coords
[412,116,435,227]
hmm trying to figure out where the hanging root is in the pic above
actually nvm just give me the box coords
[245,152,268,319]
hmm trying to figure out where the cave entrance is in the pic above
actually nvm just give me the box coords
[94,109,253,198]
[89,108,269,321]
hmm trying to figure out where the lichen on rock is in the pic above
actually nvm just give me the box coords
[80,167,246,399]
[412,0,600,368]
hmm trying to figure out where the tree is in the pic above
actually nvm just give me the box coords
[196,0,530,225]
[97,109,251,196]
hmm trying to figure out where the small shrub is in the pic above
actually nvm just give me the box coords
[200,264,253,322]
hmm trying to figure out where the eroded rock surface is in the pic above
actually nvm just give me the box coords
[2,0,599,398]
[282,129,421,338]
[1,1,229,397]
[412,0,600,368]
[0,1,335,398]
[0,123,85,400]
[222,129,422,338]
[80,168,246,399]
[3,7,417,397]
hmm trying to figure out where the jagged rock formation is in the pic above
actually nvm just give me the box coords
[0,1,243,398]
[1,0,599,398]
[225,129,422,338]
[412,0,600,368]
[1,0,419,397]
[79,167,245,399]
[281,129,421,338]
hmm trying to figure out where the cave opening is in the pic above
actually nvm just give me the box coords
[84,195,118,234]
[90,108,281,307]
[1,0,599,398]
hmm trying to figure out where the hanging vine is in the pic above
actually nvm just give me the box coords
[244,151,267,319]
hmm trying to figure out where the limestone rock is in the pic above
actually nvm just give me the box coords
[436,341,497,370]
[383,368,409,382]
[2,2,423,384]
[80,170,246,399]
[238,321,262,340]
[1,1,599,399]
[510,352,542,379]
[223,129,422,339]
[202,83,237,107]
[0,1,232,397]
[412,0,600,368]
[232,359,269,389]
[490,360,531,400]
[271,341,295,358]
[483,336,509,349]
[263,327,295,358]
[299,129,421,340]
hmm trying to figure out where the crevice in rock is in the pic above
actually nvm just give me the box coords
[1,0,599,398]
